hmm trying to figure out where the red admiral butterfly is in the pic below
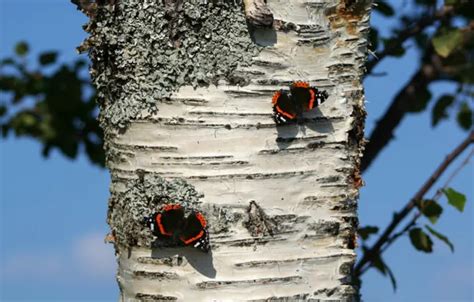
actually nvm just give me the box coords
[272,81,329,125]
[144,204,210,252]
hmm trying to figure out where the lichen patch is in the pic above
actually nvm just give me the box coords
[82,0,261,129]
[107,173,203,247]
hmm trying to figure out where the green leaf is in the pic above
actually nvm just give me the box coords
[455,2,474,19]
[369,27,379,51]
[418,199,443,224]
[415,0,436,5]
[374,1,394,16]
[384,261,397,292]
[383,38,406,57]
[456,102,472,130]
[74,59,87,71]
[39,52,58,66]
[372,252,397,291]
[58,140,79,159]
[0,58,15,66]
[445,0,464,5]
[431,95,454,127]
[443,188,467,212]
[2,124,9,137]
[460,64,474,84]
[425,225,454,252]
[432,29,464,58]
[414,32,429,49]
[84,133,106,167]
[409,228,433,253]
[15,41,29,57]
[0,105,6,116]
[406,87,432,112]
[358,226,379,240]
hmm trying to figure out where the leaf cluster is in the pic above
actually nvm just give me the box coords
[0,42,104,166]
[370,0,473,130]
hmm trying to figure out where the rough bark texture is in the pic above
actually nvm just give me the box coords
[83,0,370,301]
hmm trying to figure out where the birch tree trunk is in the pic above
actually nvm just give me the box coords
[82,0,370,300]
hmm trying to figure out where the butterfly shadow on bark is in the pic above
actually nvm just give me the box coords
[276,110,335,150]
[150,245,217,278]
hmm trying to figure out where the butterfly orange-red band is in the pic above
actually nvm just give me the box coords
[181,230,204,245]
[195,212,207,228]
[292,81,309,88]
[163,204,182,211]
[276,105,296,119]
[272,91,281,105]
[156,214,172,236]
[308,89,316,109]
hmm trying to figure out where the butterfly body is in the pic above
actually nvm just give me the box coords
[145,204,210,252]
[272,81,329,125]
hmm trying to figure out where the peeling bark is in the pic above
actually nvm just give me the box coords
[83,0,371,301]
[243,0,274,27]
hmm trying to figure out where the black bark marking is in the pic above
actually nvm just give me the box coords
[244,200,276,237]
[110,142,178,152]
[152,160,250,167]
[159,155,233,161]
[137,256,185,266]
[135,293,178,301]
[196,276,302,289]
[184,169,323,180]
[235,253,351,268]
[133,271,179,280]
[212,236,284,247]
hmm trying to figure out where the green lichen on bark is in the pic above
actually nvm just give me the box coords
[83,0,260,128]
[108,173,203,247]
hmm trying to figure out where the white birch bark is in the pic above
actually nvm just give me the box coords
[84,0,371,301]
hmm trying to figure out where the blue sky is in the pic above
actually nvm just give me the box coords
[0,0,472,301]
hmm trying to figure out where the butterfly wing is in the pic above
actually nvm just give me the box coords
[290,81,314,112]
[272,90,297,125]
[153,204,185,237]
[311,88,328,108]
[180,211,209,252]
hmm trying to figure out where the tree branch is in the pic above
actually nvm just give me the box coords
[355,131,474,276]
[362,9,472,173]
[361,47,441,172]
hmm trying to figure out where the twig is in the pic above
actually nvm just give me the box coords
[358,212,420,276]
[355,131,474,276]
[436,147,474,196]
[385,148,472,244]
[359,146,473,275]
[381,214,419,252]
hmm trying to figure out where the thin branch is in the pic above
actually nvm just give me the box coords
[436,147,474,195]
[366,6,454,76]
[358,212,420,276]
[355,131,474,276]
[359,143,473,275]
